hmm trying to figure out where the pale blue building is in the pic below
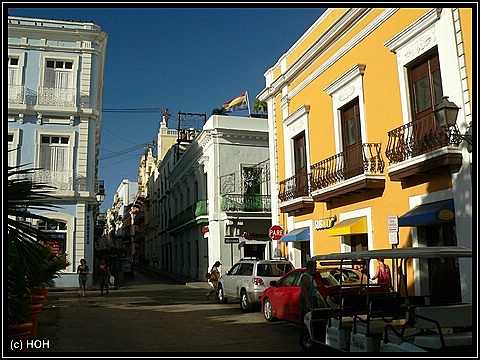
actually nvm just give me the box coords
[7,16,108,287]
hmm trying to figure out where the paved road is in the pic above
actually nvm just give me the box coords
[15,268,304,355]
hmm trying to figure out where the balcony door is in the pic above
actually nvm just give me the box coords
[408,50,445,155]
[341,99,363,179]
[293,132,308,197]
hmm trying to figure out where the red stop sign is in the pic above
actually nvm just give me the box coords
[269,225,284,240]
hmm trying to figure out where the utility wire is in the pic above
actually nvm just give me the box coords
[102,108,163,113]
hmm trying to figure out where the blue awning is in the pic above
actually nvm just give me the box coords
[281,227,310,242]
[398,199,455,227]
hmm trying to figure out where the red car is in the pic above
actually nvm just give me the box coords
[260,267,371,324]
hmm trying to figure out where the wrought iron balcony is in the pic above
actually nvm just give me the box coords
[278,173,309,202]
[385,113,451,164]
[8,84,25,104]
[168,199,208,230]
[31,170,89,192]
[385,113,463,181]
[221,194,271,212]
[37,86,76,107]
[310,142,385,192]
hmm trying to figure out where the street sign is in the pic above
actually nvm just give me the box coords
[387,215,398,232]
[388,232,399,245]
[225,237,240,244]
[269,225,284,240]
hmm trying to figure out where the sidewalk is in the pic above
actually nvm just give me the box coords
[21,268,213,354]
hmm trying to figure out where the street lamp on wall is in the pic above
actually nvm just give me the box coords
[434,96,472,149]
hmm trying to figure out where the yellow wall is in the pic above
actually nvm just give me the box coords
[269,8,470,258]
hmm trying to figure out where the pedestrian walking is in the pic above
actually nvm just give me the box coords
[77,258,89,297]
[99,259,112,296]
[371,258,393,291]
[206,260,221,300]
[299,260,320,315]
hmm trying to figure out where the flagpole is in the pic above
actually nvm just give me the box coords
[245,90,251,116]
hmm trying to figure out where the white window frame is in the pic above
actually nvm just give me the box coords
[8,51,25,85]
[40,55,77,89]
[324,64,367,154]
[35,130,75,173]
[282,105,311,180]
[8,128,20,168]
[384,8,467,131]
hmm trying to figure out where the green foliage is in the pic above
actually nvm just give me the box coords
[7,164,69,325]
[253,99,267,114]
[211,107,227,115]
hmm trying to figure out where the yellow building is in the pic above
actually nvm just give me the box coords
[258,8,473,303]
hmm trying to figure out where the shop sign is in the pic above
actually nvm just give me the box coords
[314,216,337,230]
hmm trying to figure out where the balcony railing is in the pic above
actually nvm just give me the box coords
[385,113,451,164]
[278,172,309,202]
[31,170,89,191]
[37,86,76,107]
[8,84,25,104]
[310,143,384,192]
[221,194,271,212]
[168,199,208,229]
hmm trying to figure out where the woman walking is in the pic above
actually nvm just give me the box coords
[77,259,89,297]
[98,259,112,296]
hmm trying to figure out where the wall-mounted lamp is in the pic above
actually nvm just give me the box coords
[96,192,105,204]
[434,96,472,149]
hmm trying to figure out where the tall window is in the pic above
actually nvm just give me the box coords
[39,135,70,172]
[40,58,75,106]
[44,59,74,89]
[243,166,263,211]
[8,56,20,85]
[341,99,363,179]
[8,133,17,167]
[293,132,308,197]
[408,49,445,155]
[409,50,443,120]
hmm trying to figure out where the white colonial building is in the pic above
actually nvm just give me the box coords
[7,16,108,287]
[148,114,275,280]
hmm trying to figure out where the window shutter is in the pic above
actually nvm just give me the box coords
[39,145,52,170]
[56,147,69,172]
[8,68,18,85]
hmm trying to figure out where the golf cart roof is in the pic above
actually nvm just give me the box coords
[312,246,472,263]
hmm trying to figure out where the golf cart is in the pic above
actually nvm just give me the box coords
[299,246,472,354]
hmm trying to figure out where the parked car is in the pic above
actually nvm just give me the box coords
[119,258,134,278]
[260,267,374,324]
[217,257,294,312]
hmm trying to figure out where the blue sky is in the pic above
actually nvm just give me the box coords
[7,4,327,211]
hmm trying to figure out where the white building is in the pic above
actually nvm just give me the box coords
[7,16,108,287]
[152,114,274,279]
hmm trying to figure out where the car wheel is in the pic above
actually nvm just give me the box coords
[217,285,227,304]
[240,290,251,312]
[299,325,318,352]
[263,298,276,321]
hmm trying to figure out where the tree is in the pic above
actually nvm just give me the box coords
[7,164,68,325]
[253,99,268,114]
[211,107,227,115]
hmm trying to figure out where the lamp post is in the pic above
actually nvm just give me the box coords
[434,96,472,148]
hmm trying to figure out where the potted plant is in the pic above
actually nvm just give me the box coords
[7,164,62,340]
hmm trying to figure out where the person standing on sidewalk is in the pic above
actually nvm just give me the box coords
[98,259,112,296]
[77,259,89,297]
[206,261,221,300]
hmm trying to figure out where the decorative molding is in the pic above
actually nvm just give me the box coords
[325,63,366,96]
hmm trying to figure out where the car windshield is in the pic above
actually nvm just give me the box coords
[257,263,294,277]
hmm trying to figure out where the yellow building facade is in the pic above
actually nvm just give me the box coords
[259,8,472,302]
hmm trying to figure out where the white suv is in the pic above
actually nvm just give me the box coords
[217,257,294,312]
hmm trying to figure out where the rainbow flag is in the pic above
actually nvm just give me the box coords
[223,92,248,112]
